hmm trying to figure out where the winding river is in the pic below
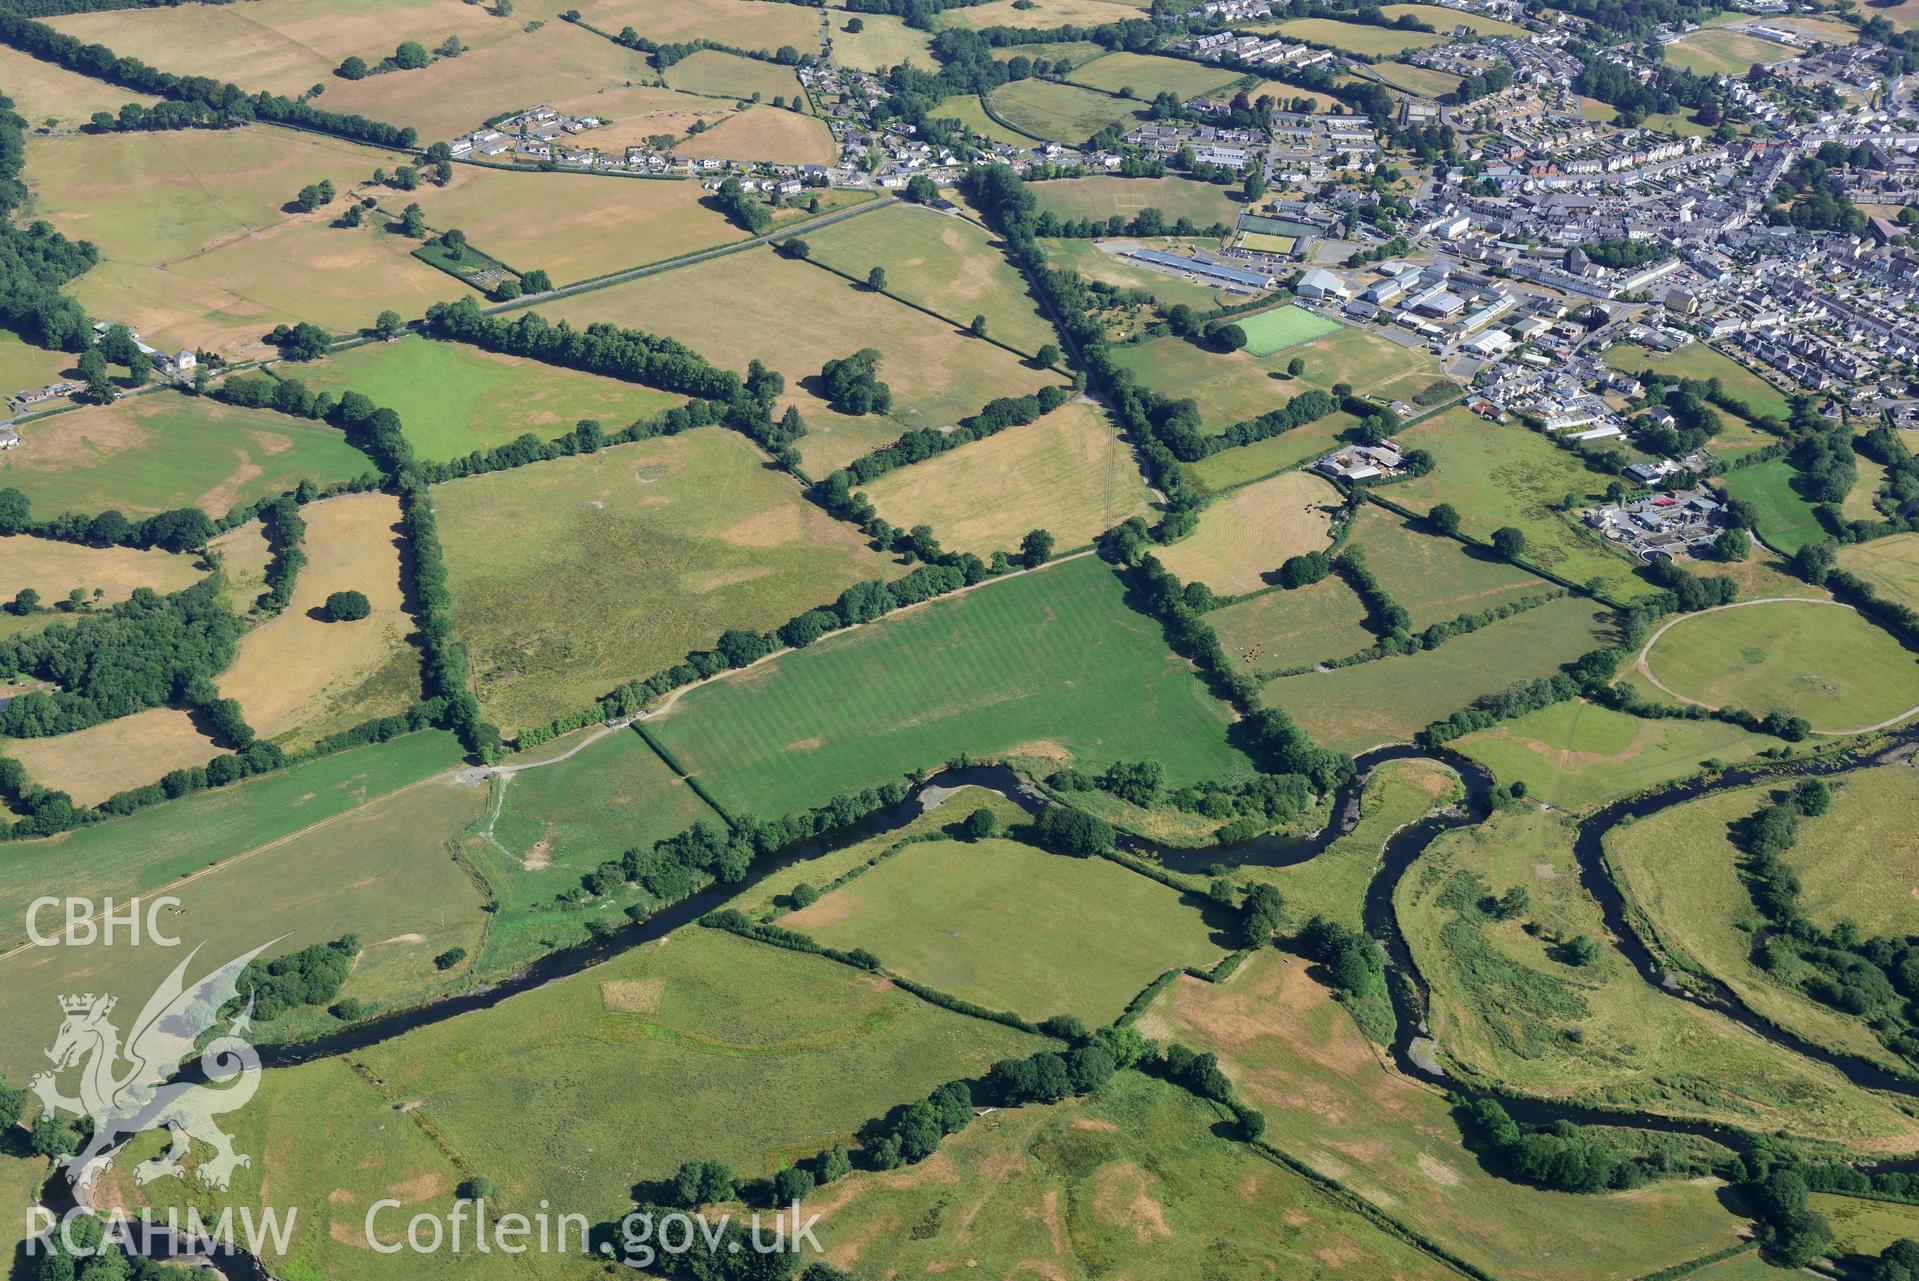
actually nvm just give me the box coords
[57,727,1919,1276]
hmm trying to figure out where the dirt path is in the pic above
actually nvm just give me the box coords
[1634,596,1919,736]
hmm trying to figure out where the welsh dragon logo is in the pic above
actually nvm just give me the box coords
[30,941,278,1204]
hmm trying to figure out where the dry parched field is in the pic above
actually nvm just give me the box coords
[674,107,839,166]
[0,534,202,606]
[804,201,1061,354]
[46,0,528,97]
[1838,532,1919,614]
[322,20,659,142]
[0,45,157,128]
[1158,470,1339,595]
[1139,950,1752,1281]
[434,429,899,734]
[664,49,810,105]
[396,166,754,287]
[570,0,823,55]
[216,492,422,748]
[4,708,223,807]
[547,243,1061,431]
[860,401,1150,556]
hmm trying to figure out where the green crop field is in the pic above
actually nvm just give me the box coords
[985,79,1145,143]
[1609,783,1917,1076]
[1720,458,1824,553]
[1602,342,1791,422]
[802,202,1060,354]
[432,429,899,734]
[1267,17,1447,56]
[785,834,1224,1023]
[0,392,376,519]
[1839,532,1919,613]
[542,243,1063,433]
[1211,577,1376,675]
[352,927,1043,1216]
[1389,408,1655,599]
[859,401,1151,557]
[1264,596,1612,755]
[1397,806,1919,1150]
[1348,504,1555,625]
[1065,50,1242,98]
[297,337,681,463]
[1028,175,1242,229]
[810,1070,1446,1279]
[1139,949,1753,1281]
[1233,304,1344,357]
[649,554,1250,817]
[1455,698,1773,810]
[1640,600,1919,733]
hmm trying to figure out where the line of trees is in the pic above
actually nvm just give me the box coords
[0,90,96,351]
[0,12,419,150]
[423,297,741,402]
[256,496,307,614]
[820,385,1070,494]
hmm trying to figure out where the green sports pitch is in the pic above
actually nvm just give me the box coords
[1235,304,1344,356]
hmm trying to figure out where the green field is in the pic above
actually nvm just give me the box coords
[465,726,729,971]
[297,337,683,463]
[650,554,1250,817]
[1065,50,1242,98]
[1241,756,1460,927]
[433,429,899,734]
[827,9,936,70]
[1398,805,1919,1150]
[1029,175,1242,229]
[1664,26,1800,76]
[1602,342,1791,422]
[1720,457,1827,554]
[1139,948,1753,1281]
[1815,1192,1919,1257]
[1234,304,1344,357]
[1640,600,1919,733]
[1185,412,1358,490]
[1264,597,1612,755]
[930,91,1035,147]
[802,202,1060,354]
[0,392,376,519]
[1,774,488,1069]
[1349,503,1554,627]
[1113,328,1443,435]
[1839,532,1919,613]
[1390,408,1654,599]
[810,1069,1446,1279]
[1267,16,1447,56]
[1609,782,1918,1075]
[986,79,1145,143]
[1211,577,1376,674]
[352,927,1042,1217]
[1455,698,1774,810]
[1373,60,1465,98]
[786,834,1224,1023]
